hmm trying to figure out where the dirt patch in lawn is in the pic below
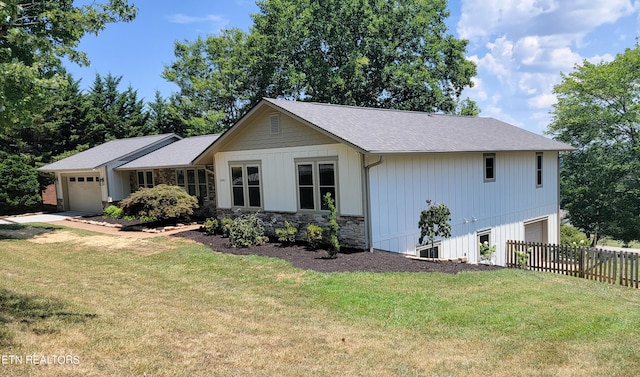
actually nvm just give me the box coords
[28,230,177,255]
[174,230,502,274]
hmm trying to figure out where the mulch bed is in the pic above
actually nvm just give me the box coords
[173,229,503,274]
[83,215,502,274]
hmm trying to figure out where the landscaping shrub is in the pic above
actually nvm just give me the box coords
[228,212,267,247]
[560,224,590,246]
[323,193,340,258]
[221,218,233,237]
[119,184,198,221]
[275,221,298,246]
[103,205,123,219]
[203,217,219,235]
[306,224,323,249]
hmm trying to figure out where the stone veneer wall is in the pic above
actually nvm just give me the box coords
[216,209,366,250]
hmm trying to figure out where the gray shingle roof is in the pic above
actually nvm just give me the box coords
[263,98,574,153]
[116,134,221,170]
[38,134,180,172]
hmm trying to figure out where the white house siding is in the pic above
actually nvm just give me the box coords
[369,151,559,265]
[214,143,363,217]
[106,161,131,202]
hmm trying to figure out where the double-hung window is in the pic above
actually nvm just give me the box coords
[176,168,209,201]
[230,163,262,208]
[137,170,154,188]
[296,159,337,211]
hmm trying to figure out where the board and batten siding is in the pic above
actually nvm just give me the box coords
[220,107,337,152]
[215,143,363,217]
[369,151,559,265]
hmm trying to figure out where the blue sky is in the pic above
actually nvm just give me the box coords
[66,0,640,134]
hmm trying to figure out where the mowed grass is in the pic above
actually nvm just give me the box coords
[1,224,640,376]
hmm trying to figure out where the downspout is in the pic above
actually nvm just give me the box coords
[363,155,384,252]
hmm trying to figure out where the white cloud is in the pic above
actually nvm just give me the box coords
[528,93,557,109]
[167,14,229,33]
[465,77,488,101]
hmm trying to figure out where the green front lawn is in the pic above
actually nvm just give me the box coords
[1,224,639,376]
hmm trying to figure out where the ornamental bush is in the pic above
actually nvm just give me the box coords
[275,220,298,246]
[103,205,123,219]
[228,212,267,247]
[306,224,323,249]
[119,184,198,221]
[203,217,219,235]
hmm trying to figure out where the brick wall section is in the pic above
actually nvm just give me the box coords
[216,209,366,250]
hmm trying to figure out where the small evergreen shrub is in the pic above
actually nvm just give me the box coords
[306,224,323,249]
[203,217,219,235]
[103,205,123,219]
[275,221,298,246]
[323,193,340,258]
[221,218,233,237]
[120,184,198,221]
[229,212,267,247]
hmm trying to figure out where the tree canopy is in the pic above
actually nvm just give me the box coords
[548,45,640,244]
[0,0,137,132]
[163,0,478,130]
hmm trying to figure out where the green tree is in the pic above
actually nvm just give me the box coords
[164,0,477,130]
[85,73,150,143]
[418,200,452,251]
[163,29,254,131]
[0,0,137,133]
[146,91,187,136]
[0,151,41,214]
[548,45,640,244]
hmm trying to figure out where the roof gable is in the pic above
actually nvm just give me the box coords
[38,133,181,172]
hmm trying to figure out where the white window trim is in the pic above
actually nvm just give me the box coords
[229,162,263,209]
[294,158,338,213]
[536,152,543,188]
[483,153,496,182]
[477,228,492,261]
[417,241,441,259]
[176,167,209,201]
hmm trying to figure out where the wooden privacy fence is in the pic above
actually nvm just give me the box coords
[506,241,640,289]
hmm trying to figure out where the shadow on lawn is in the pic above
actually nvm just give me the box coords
[0,223,61,240]
[0,289,96,347]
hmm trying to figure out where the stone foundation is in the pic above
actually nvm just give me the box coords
[215,209,366,250]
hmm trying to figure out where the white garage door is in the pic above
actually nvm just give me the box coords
[525,219,548,243]
[67,176,103,213]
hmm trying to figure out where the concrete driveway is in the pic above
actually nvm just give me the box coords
[0,211,88,224]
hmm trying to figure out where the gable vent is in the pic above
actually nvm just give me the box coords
[270,114,281,135]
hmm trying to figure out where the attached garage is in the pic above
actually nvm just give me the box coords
[66,175,103,213]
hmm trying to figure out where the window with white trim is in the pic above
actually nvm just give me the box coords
[137,170,154,188]
[296,159,337,211]
[536,152,543,187]
[230,163,262,208]
[176,168,209,201]
[417,241,440,259]
[483,153,495,182]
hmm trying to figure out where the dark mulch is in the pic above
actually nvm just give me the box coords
[173,229,503,274]
[82,216,502,274]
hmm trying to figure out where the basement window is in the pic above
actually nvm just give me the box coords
[417,241,441,259]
